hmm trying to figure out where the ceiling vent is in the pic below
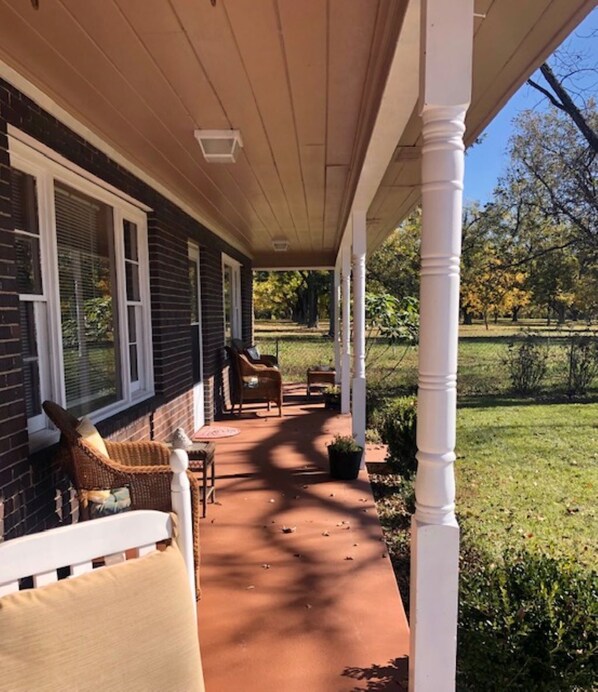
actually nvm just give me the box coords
[272,239,289,252]
[194,130,243,163]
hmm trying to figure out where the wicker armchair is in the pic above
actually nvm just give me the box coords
[42,400,202,598]
[226,347,283,416]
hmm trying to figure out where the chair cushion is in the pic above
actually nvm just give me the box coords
[0,544,204,692]
[76,417,109,458]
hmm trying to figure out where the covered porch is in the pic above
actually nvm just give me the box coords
[199,387,409,691]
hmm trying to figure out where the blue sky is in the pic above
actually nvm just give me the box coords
[463,9,597,205]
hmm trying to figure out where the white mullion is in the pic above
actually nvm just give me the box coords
[113,207,131,405]
[43,173,67,411]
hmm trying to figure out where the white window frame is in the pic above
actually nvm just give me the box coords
[222,254,242,342]
[9,134,154,448]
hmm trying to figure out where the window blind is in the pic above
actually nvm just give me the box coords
[54,183,122,417]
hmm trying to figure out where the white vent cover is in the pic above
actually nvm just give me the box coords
[272,239,289,252]
[194,130,243,163]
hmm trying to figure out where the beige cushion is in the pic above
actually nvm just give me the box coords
[0,544,204,692]
[77,416,109,458]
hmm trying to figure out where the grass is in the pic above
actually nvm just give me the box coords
[456,402,597,568]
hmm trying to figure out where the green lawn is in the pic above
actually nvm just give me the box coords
[457,402,597,568]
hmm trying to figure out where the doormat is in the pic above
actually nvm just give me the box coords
[193,426,240,440]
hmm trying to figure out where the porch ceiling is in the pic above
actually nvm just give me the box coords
[0,0,593,268]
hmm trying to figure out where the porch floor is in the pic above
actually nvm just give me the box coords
[196,385,410,692]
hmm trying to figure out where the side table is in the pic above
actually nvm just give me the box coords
[306,369,336,398]
[168,441,216,517]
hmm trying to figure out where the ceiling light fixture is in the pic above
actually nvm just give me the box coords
[194,130,243,163]
[272,239,289,252]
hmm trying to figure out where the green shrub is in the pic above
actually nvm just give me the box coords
[458,547,598,691]
[378,397,418,477]
[504,336,548,394]
[566,335,598,397]
[327,434,362,453]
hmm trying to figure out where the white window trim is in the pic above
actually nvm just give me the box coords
[9,134,154,448]
[222,253,242,342]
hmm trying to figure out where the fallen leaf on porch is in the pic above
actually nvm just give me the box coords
[322,531,330,537]
[282,526,296,533]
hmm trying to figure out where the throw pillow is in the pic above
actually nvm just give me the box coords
[76,417,109,458]
[79,487,131,519]
[246,346,261,361]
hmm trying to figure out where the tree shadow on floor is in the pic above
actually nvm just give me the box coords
[342,656,409,691]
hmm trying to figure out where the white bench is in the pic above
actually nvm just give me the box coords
[0,449,204,692]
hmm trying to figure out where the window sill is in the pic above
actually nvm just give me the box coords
[29,391,155,453]
[28,428,60,454]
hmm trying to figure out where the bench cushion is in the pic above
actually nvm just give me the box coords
[0,544,204,692]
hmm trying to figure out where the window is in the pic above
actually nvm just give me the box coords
[10,136,153,441]
[222,255,241,343]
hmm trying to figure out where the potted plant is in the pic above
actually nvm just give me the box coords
[322,385,341,411]
[327,434,363,480]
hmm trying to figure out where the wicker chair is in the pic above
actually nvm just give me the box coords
[42,400,202,598]
[226,347,283,416]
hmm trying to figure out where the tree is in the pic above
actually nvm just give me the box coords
[367,211,421,299]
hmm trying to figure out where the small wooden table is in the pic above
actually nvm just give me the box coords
[306,369,336,397]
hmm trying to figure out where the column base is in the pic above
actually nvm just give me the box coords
[341,354,351,414]
[409,515,459,692]
[351,375,366,453]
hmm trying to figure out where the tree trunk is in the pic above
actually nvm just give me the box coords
[306,272,319,328]
[556,303,566,324]
[328,273,335,337]
[462,307,473,325]
[512,306,521,322]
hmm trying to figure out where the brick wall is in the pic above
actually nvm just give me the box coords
[0,78,253,539]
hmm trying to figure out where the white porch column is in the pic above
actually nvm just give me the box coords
[410,1,473,691]
[351,210,366,449]
[340,242,351,414]
[333,260,341,383]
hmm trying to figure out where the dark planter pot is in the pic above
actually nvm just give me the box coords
[327,446,363,480]
[323,393,341,411]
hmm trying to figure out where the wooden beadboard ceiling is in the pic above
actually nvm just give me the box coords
[0,0,593,266]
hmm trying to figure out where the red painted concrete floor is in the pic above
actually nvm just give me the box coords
[196,385,409,692]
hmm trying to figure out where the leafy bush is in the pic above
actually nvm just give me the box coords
[504,336,548,394]
[458,547,598,691]
[378,397,418,477]
[327,434,362,453]
[566,335,598,397]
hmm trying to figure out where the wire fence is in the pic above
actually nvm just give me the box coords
[255,333,335,382]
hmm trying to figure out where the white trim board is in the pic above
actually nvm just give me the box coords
[0,58,252,259]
